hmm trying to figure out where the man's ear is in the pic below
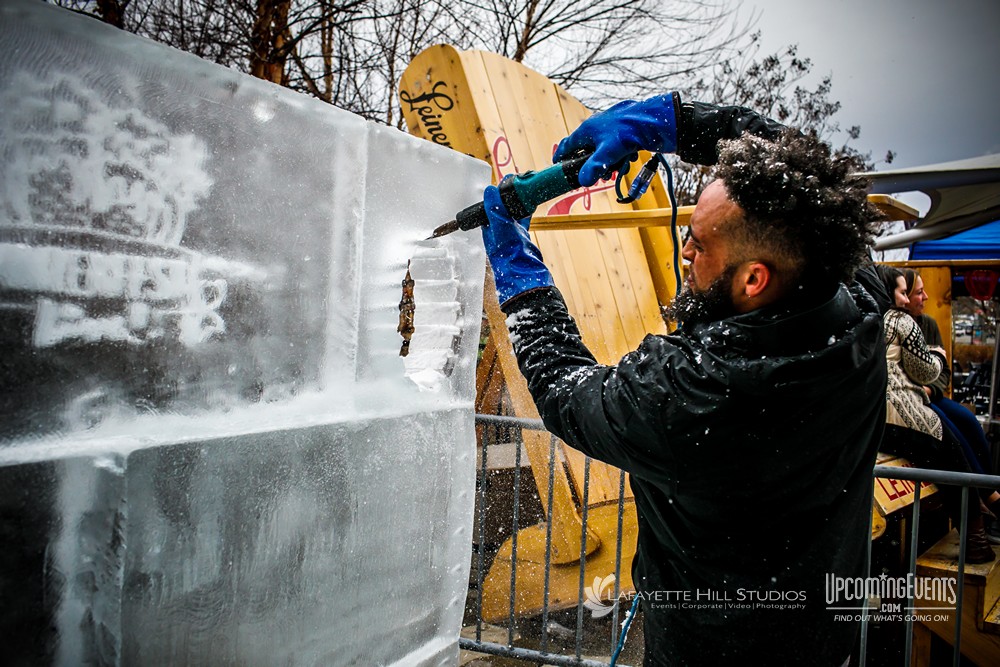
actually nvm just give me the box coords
[741,261,772,300]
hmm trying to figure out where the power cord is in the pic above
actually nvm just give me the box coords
[610,594,642,666]
[614,153,682,297]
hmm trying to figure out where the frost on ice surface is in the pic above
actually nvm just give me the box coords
[401,245,464,392]
[0,1,488,665]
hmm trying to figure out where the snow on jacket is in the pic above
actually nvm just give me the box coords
[501,283,886,666]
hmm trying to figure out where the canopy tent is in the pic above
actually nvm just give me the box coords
[910,219,1000,260]
[866,153,1000,251]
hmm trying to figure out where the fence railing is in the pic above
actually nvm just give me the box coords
[462,413,1000,667]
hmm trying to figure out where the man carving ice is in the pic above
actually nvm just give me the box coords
[479,93,886,665]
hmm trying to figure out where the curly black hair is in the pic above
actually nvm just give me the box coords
[714,129,881,288]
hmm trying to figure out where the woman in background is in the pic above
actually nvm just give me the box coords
[877,266,995,562]
[902,268,1000,542]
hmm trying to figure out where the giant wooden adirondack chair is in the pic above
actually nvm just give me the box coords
[400,45,681,621]
[399,45,918,621]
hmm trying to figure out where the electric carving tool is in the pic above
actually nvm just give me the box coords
[429,151,664,239]
[427,153,590,238]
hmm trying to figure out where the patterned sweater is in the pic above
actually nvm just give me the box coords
[884,309,943,439]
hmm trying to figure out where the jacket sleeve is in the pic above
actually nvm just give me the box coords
[500,287,685,475]
[674,94,787,166]
[890,310,943,386]
[917,315,951,397]
[927,348,951,399]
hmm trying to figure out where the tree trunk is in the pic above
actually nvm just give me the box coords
[512,0,539,63]
[250,0,292,84]
[96,0,128,29]
[321,6,333,103]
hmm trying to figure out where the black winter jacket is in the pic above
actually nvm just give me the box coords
[500,97,887,666]
[503,285,885,665]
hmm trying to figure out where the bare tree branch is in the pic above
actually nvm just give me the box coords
[48,0,885,174]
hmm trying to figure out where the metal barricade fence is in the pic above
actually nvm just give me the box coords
[462,413,1000,667]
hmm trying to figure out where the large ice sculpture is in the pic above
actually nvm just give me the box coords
[0,1,488,665]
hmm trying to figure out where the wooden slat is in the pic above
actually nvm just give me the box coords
[557,90,684,311]
[528,193,917,230]
[592,226,653,348]
[400,45,600,562]
[611,222,671,337]
[871,193,919,221]
[476,51,627,365]
[532,207,694,231]
[471,53,622,504]
[401,45,686,546]
[474,54,645,505]
[455,48,587,525]
[474,331,504,415]
[397,45,492,164]
[554,94,671,337]
[481,502,637,621]
[535,86,668,504]
[915,530,1000,665]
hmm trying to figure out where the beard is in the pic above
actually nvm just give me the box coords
[664,264,739,328]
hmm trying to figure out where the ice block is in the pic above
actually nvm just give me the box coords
[0,1,488,665]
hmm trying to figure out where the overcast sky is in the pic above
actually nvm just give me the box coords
[743,0,999,170]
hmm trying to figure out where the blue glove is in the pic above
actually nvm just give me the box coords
[552,93,679,187]
[481,181,554,305]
